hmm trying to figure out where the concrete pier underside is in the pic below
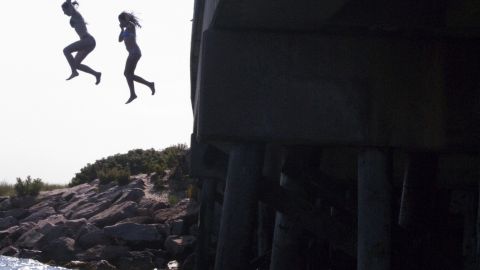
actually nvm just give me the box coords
[190,0,480,269]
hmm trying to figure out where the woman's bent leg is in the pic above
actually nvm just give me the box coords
[124,54,140,104]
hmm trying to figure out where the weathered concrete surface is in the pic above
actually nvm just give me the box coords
[196,29,480,149]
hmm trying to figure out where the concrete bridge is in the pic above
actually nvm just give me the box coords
[189,1,480,269]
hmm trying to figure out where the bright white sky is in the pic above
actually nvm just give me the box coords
[0,1,194,184]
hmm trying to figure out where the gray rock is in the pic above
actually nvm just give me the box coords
[15,221,56,249]
[36,214,67,227]
[0,246,19,256]
[9,196,36,209]
[1,222,35,244]
[114,188,145,204]
[117,216,153,225]
[0,216,18,230]
[89,201,138,228]
[65,218,88,234]
[0,198,12,211]
[116,251,156,270]
[17,249,42,260]
[139,198,168,213]
[164,235,196,258]
[69,201,113,220]
[0,209,30,219]
[182,253,195,270]
[21,206,56,223]
[154,199,199,227]
[42,237,76,263]
[37,224,72,249]
[77,245,130,261]
[77,224,111,250]
[103,223,164,244]
[169,219,185,236]
[15,228,46,249]
[90,260,118,270]
[127,178,146,189]
[66,260,118,270]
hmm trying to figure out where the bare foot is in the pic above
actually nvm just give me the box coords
[125,95,137,104]
[149,82,155,95]
[66,71,79,80]
[95,72,102,85]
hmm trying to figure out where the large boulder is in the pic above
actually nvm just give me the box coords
[0,216,18,230]
[0,246,19,256]
[68,201,114,220]
[17,248,42,260]
[103,223,164,247]
[0,222,35,246]
[77,245,130,261]
[154,199,199,226]
[89,201,138,228]
[9,196,36,209]
[66,260,118,270]
[21,206,56,223]
[36,214,67,227]
[164,235,196,258]
[77,224,111,250]
[116,216,153,225]
[0,209,30,220]
[0,198,11,211]
[64,218,88,234]
[114,188,145,204]
[42,237,76,263]
[116,251,156,270]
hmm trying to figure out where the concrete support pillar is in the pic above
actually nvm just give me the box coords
[399,152,438,230]
[195,178,217,270]
[476,182,480,268]
[357,149,392,270]
[268,173,306,270]
[257,144,284,269]
[214,144,264,270]
[397,152,438,270]
[463,190,478,270]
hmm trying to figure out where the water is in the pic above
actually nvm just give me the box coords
[0,256,68,270]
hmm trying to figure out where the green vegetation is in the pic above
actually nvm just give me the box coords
[14,176,44,197]
[0,179,67,197]
[0,181,15,197]
[98,167,131,186]
[168,194,180,205]
[69,144,188,187]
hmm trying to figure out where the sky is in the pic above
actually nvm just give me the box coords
[0,1,194,184]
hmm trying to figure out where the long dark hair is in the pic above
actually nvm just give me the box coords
[61,1,79,11]
[119,12,141,28]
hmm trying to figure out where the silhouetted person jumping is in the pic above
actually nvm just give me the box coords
[118,12,155,104]
[62,0,101,84]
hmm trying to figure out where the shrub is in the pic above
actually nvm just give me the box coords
[14,176,43,197]
[168,194,180,205]
[69,144,189,187]
[97,167,131,186]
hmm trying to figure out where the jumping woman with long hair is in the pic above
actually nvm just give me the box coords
[62,0,101,84]
[118,12,155,104]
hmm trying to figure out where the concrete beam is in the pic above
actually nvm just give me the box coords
[198,30,478,149]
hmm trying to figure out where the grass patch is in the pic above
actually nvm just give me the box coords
[0,179,67,197]
[0,181,15,197]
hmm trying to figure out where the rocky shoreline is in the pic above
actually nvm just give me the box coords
[0,174,199,270]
